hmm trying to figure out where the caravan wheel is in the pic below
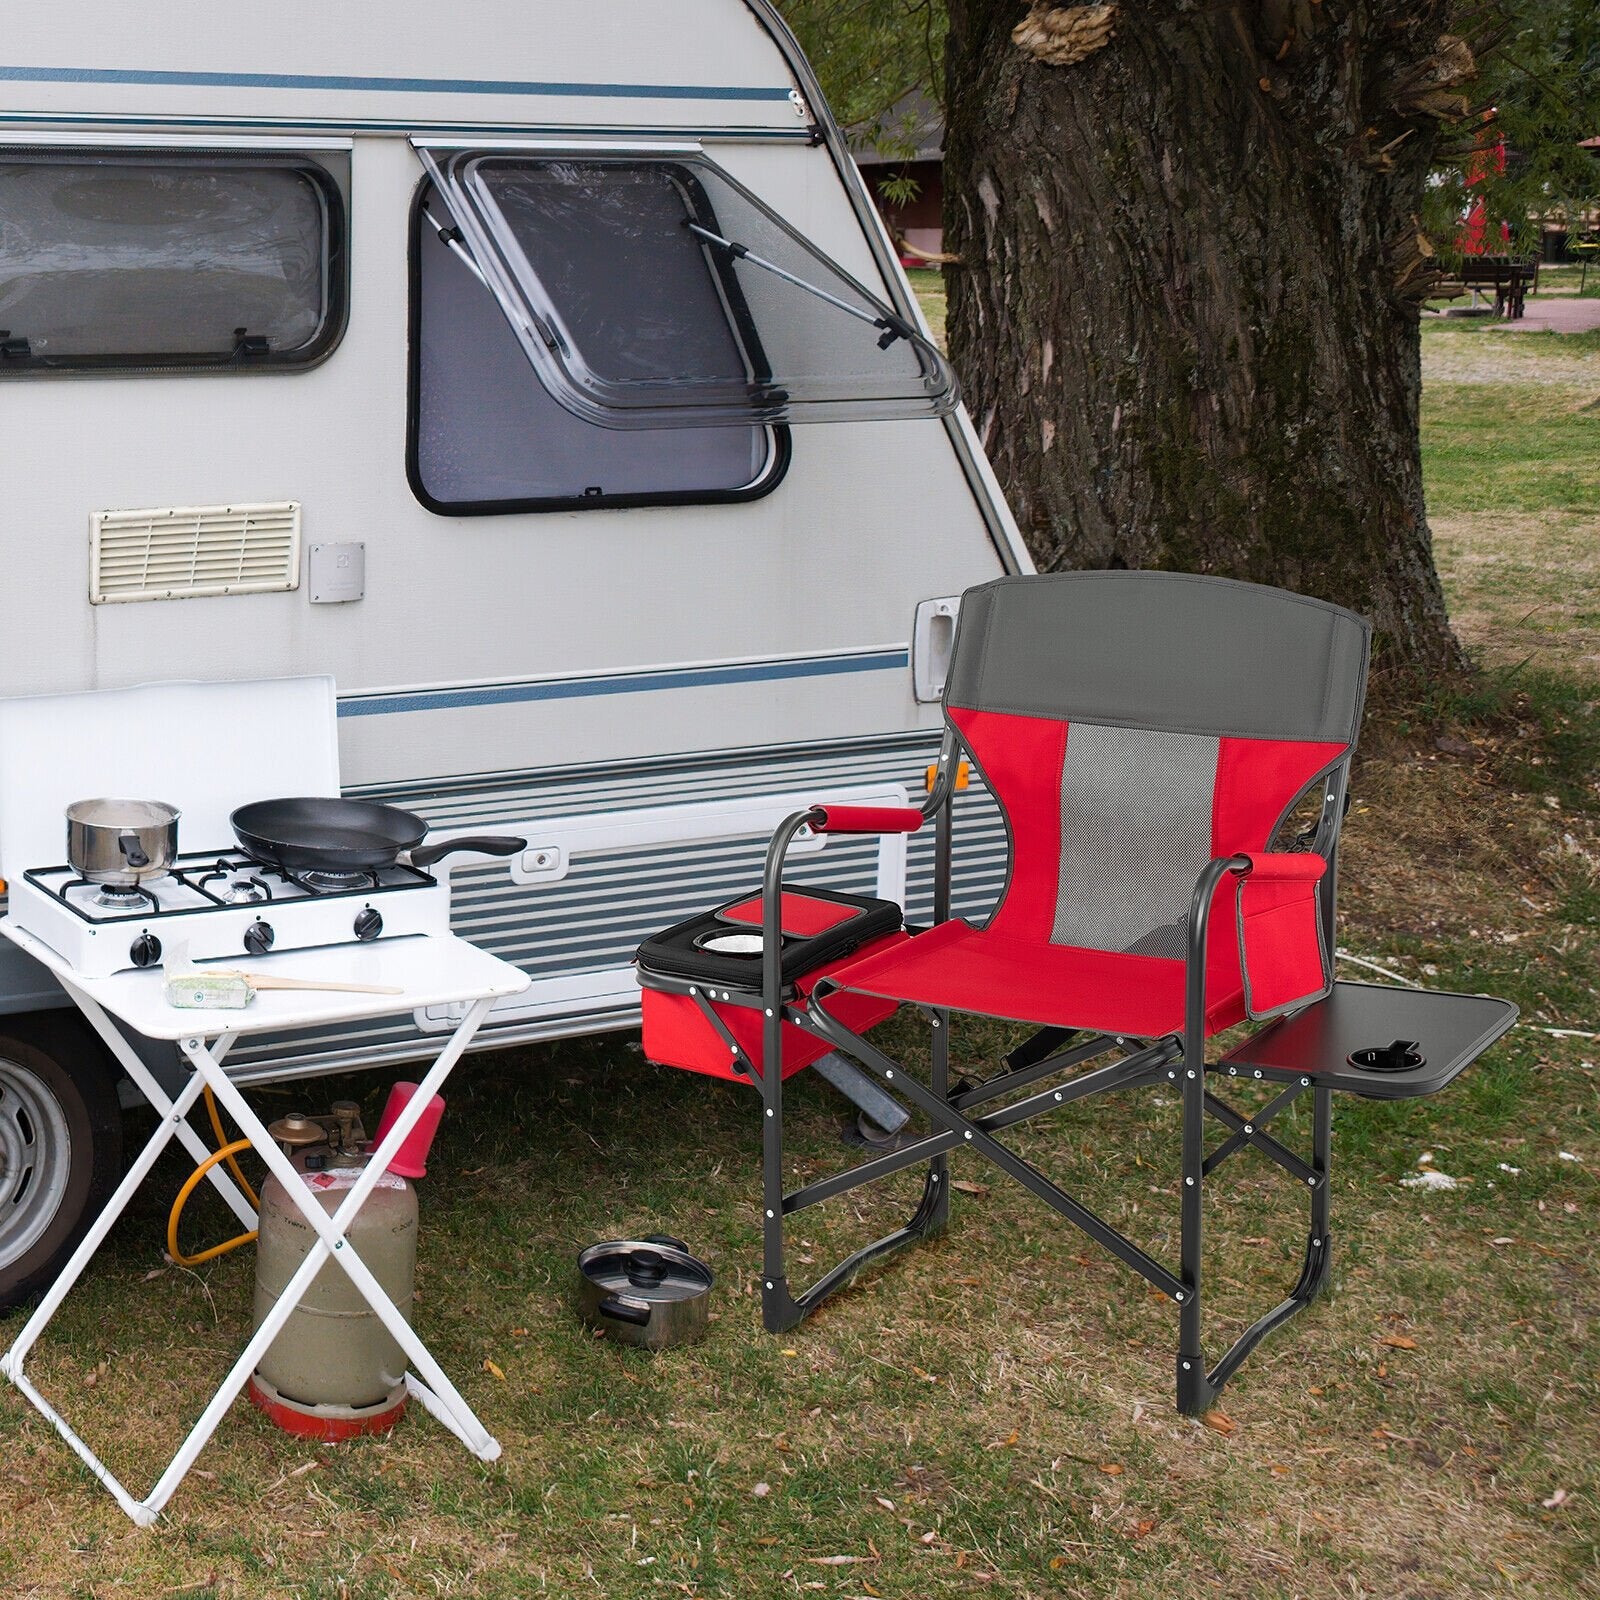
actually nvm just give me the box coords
[0,1016,122,1314]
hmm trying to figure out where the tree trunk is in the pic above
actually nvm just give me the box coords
[943,0,1467,674]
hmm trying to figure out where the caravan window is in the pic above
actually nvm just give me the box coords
[407,180,787,513]
[0,151,345,372]
[416,149,957,430]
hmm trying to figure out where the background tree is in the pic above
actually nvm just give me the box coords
[777,0,1598,677]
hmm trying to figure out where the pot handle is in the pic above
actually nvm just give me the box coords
[409,835,527,871]
[117,832,151,869]
[598,1294,653,1327]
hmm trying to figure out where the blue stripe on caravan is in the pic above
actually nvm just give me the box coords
[0,65,794,102]
[0,113,811,139]
[339,651,910,719]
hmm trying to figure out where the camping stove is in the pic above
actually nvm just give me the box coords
[10,851,450,979]
[0,676,454,980]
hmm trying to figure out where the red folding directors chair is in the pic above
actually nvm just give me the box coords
[637,570,1514,1414]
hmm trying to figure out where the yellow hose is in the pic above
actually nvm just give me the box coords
[203,1085,259,1210]
[167,1086,262,1267]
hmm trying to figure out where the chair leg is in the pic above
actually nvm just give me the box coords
[1176,1041,1215,1416]
[1184,1081,1336,1410]
[761,1005,949,1334]
[925,1008,952,1235]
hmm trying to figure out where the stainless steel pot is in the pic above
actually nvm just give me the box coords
[65,798,181,886]
[576,1236,713,1350]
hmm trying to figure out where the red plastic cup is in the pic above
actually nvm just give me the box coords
[371,1081,444,1179]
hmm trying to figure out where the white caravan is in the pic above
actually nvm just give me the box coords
[0,1,1024,1305]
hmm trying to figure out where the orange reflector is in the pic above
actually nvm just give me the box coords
[925,761,970,793]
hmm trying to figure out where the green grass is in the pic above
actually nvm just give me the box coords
[1423,382,1600,513]
[4,283,1600,1600]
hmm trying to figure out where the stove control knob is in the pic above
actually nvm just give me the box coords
[129,932,162,969]
[353,907,383,942]
[243,920,276,956]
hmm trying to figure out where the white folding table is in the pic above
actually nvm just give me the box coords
[0,925,529,1528]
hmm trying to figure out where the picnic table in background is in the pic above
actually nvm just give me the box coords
[1455,255,1539,320]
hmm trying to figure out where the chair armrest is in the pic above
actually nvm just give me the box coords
[1230,851,1327,885]
[807,804,924,835]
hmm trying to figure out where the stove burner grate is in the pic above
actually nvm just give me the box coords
[87,881,161,912]
[195,861,274,905]
[295,867,380,893]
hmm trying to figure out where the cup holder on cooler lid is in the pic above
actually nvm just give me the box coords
[693,930,771,957]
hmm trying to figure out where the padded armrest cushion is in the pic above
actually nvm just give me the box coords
[808,805,924,835]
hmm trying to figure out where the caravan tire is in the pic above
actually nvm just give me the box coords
[0,1014,122,1314]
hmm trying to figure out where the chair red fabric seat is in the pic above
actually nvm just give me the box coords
[826,918,1249,1040]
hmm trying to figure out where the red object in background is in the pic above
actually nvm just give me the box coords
[371,1081,444,1178]
[1458,109,1507,256]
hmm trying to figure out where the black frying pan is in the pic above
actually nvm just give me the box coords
[231,797,524,875]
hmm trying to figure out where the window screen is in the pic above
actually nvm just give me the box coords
[417,147,957,429]
[0,151,345,371]
[408,182,785,512]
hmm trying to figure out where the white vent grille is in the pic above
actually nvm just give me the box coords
[90,501,302,604]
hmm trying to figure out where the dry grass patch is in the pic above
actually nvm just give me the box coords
[1433,511,1600,678]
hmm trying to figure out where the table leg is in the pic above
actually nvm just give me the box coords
[4,994,503,1526]
[157,1001,503,1488]
[65,984,256,1229]
[0,1070,208,1527]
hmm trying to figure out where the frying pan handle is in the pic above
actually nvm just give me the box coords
[409,835,527,871]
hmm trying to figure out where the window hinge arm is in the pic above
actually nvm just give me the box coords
[422,202,492,292]
[684,221,908,346]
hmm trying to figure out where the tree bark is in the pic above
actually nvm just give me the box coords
[943,0,1467,674]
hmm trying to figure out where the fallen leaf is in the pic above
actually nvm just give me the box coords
[1099,1463,1124,1477]
[807,1555,869,1566]
[987,1429,1019,1450]
[1378,1335,1418,1350]
[1202,1410,1236,1436]
[951,1180,989,1197]
[874,1495,895,1511]
[482,1358,506,1381]
[752,1482,771,1498]
[1130,1517,1157,1539]
[781,1349,799,1358]
[1543,1488,1571,1510]
[1049,1556,1068,1571]
[1270,1464,1291,1476]
[919,1530,939,1545]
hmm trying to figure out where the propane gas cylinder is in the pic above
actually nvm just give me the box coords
[248,1147,417,1436]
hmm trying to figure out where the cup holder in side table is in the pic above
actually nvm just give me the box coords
[1217,981,1518,1099]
